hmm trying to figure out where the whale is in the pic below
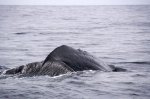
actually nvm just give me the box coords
[3,45,126,76]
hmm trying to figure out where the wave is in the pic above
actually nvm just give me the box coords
[119,61,150,65]
[0,65,8,70]
[14,32,28,35]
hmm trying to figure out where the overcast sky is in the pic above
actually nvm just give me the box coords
[0,0,150,5]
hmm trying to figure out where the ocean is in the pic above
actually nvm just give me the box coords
[0,5,150,99]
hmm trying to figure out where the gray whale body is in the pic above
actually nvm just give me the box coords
[4,45,125,76]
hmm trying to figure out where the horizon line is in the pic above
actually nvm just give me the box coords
[0,4,150,6]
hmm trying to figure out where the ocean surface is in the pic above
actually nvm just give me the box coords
[0,5,150,99]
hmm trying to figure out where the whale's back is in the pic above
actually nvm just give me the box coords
[43,45,113,72]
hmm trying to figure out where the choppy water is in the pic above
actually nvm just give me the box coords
[0,5,150,99]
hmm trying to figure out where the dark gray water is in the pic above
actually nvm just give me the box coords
[0,5,150,99]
